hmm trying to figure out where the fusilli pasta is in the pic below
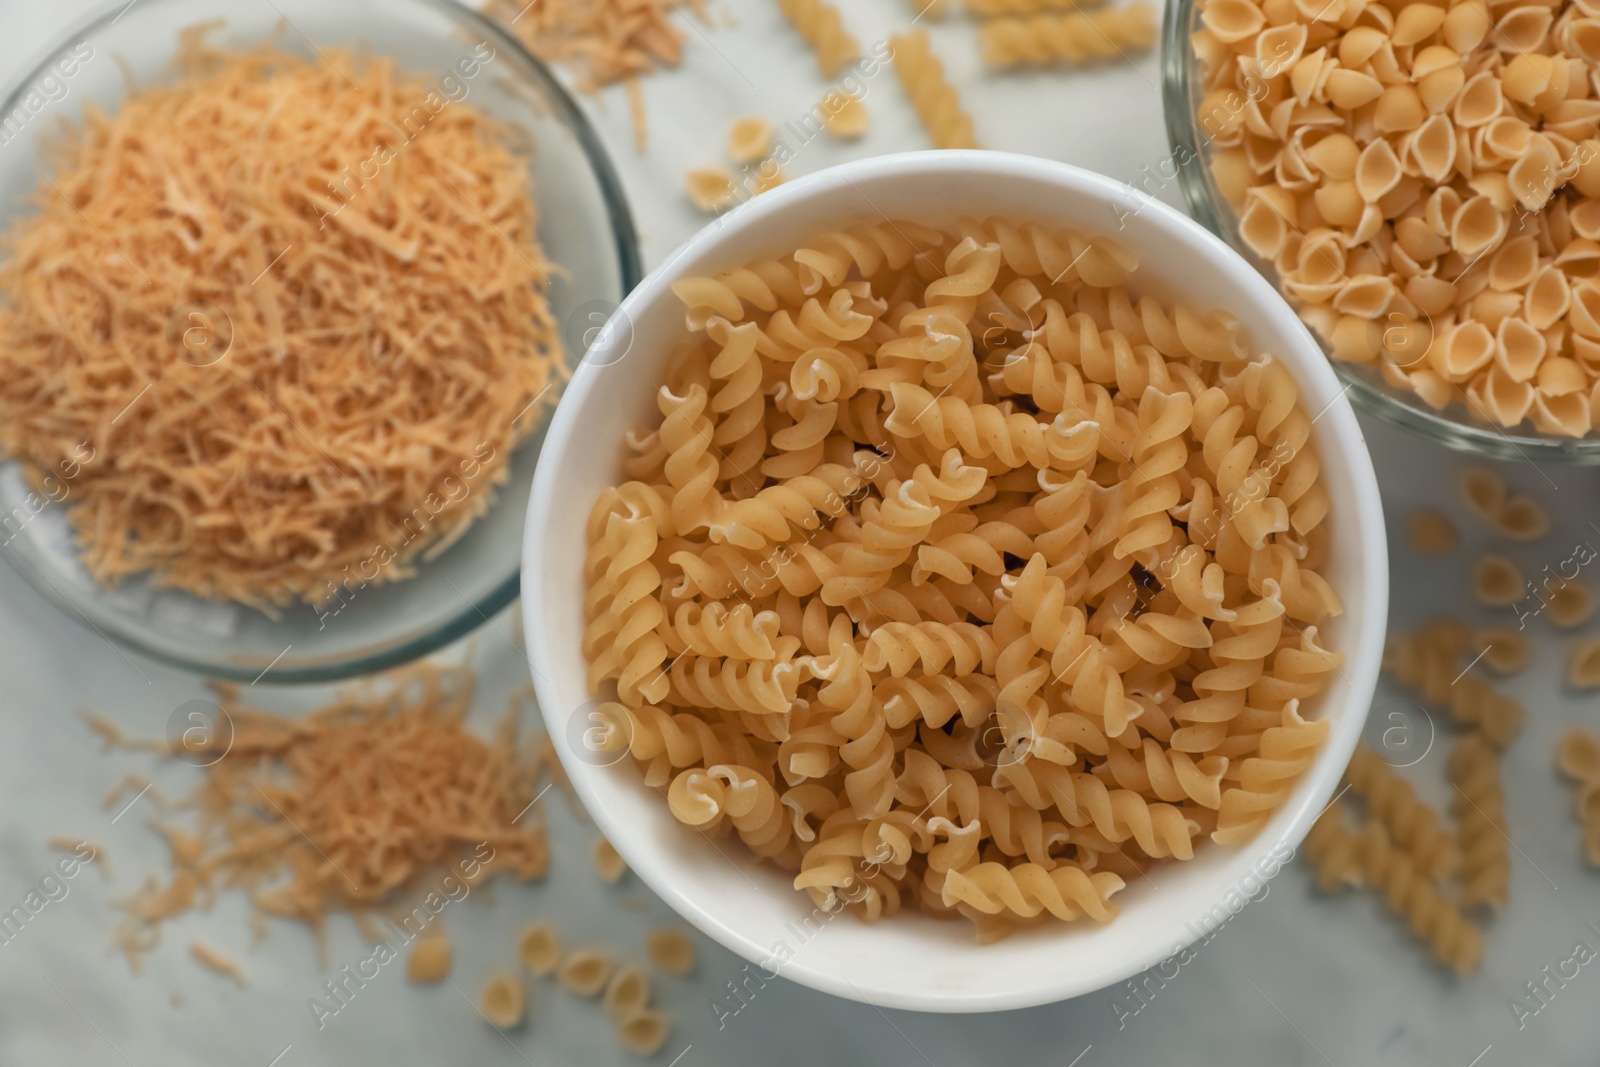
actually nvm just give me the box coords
[889,30,978,150]
[776,0,860,77]
[581,218,1343,937]
[980,7,1158,68]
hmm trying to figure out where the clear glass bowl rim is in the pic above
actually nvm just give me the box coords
[1159,0,1600,463]
[0,0,645,683]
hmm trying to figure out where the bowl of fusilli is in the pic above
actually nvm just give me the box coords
[523,151,1389,1011]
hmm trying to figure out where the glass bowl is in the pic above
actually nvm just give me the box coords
[0,0,641,682]
[1160,0,1600,463]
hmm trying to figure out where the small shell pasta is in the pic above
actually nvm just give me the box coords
[518,922,561,976]
[603,965,652,1021]
[593,837,628,884]
[1460,468,1506,522]
[646,928,696,975]
[1476,628,1531,676]
[1407,509,1457,555]
[616,1009,672,1056]
[1494,496,1550,542]
[558,949,614,996]
[1567,639,1600,689]
[480,972,526,1029]
[1547,578,1596,629]
[1471,554,1524,606]
[727,117,774,164]
[405,935,451,983]
[819,92,868,140]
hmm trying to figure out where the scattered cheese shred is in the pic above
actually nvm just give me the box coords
[189,941,247,986]
[0,36,558,607]
[109,666,549,970]
[48,837,108,880]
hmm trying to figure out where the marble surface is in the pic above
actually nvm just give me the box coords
[0,1,1593,1064]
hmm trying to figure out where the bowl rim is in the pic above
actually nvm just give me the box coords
[0,0,645,684]
[522,150,1389,1012]
[1158,0,1600,464]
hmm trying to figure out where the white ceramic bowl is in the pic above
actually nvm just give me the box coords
[522,151,1388,1013]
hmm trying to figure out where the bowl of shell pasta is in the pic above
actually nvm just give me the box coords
[522,151,1389,1011]
[1164,0,1600,459]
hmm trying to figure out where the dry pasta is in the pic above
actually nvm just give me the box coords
[519,922,562,976]
[405,935,451,983]
[646,928,696,975]
[1303,804,1482,973]
[480,972,526,1029]
[1406,509,1457,555]
[616,1010,672,1056]
[1568,638,1600,689]
[1546,577,1596,629]
[581,217,1345,936]
[1460,468,1507,523]
[603,965,652,1020]
[1449,734,1510,912]
[820,92,869,140]
[686,166,739,213]
[593,837,629,883]
[1358,820,1484,974]
[1471,554,1524,606]
[1343,745,1457,878]
[980,6,1158,67]
[1476,628,1531,676]
[558,948,614,996]
[890,30,978,149]
[1385,625,1526,749]
[1495,496,1550,542]
[1192,0,1600,436]
[776,0,860,77]
[1557,728,1600,865]
[728,117,775,164]
[966,0,1109,12]
[189,942,247,986]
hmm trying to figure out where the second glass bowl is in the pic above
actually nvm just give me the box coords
[1161,0,1600,463]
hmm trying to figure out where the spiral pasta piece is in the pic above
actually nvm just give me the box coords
[941,862,1125,922]
[1343,746,1458,879]
[889,30,978,150]
[776,0,861,77]
[1385,630,1526,749]
[979,7,1158,67]
[1448,734,1509,912]
[1357,822,1485,975]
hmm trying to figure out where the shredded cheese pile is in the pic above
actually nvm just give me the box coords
[0,36,558,607]
[112,667,550,968]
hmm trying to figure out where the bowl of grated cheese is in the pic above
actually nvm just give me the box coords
[0,0,641,681]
